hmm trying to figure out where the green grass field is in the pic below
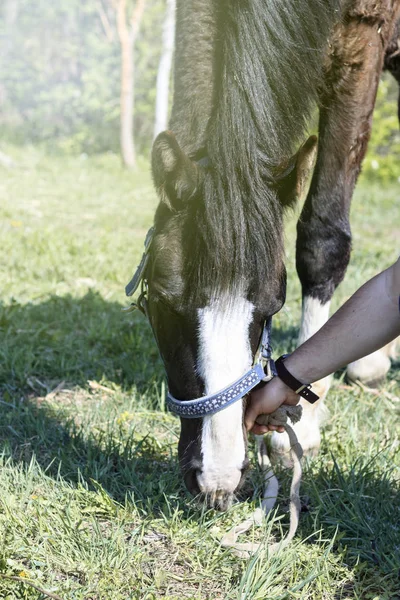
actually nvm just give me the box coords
[0,144,399,600]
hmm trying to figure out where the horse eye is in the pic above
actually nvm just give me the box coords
[149,286,184,316]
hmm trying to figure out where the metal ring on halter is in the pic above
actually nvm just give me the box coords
[123,228,154,315]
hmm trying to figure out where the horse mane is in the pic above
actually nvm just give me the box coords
[178,1,342,303]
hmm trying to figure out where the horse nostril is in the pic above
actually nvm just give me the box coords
[194,469,203,488]
[241,457,250,474]
[184,468,201,497]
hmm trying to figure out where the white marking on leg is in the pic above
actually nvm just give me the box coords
[298,296,330,344]
[271,296,331,464]
[197,294,255,494]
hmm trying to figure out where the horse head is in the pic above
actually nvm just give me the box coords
[138,130,317,510]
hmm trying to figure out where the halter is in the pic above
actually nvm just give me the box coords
[167,319,275,418]
[124,226,154,315]
[125,228,277,419]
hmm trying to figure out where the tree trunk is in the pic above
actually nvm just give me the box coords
[153,0,176,138]
[1,0,20,106]
[115,0,146,169]
[3,0,19,31]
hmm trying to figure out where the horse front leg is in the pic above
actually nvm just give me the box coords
[271,2,399,462]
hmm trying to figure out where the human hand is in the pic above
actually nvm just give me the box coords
[245,377,300,435]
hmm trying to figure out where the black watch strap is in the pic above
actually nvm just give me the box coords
[275,355,319,404]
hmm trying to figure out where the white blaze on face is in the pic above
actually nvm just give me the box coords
[298,296,330,345]
[196,294,255,494]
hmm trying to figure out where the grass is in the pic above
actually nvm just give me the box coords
[0,143,399,599]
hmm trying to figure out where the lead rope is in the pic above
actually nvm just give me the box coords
[220,405,303,559]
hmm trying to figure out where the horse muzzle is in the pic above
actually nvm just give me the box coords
[183,458,250,512]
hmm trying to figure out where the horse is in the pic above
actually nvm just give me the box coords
[130,0,400,510]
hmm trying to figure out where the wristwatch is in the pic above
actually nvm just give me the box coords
[275,355,319,404]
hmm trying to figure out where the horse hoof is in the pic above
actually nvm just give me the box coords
[347,340,397,386]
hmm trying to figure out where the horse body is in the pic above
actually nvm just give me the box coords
[145,0,400,508]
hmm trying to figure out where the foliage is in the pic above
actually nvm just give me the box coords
[0,0,164,154]
[362,75,400,183]
[0,147,399,598]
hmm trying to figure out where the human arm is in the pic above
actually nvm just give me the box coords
[245,258,400,434]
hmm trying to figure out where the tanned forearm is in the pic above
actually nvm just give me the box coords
[245,259,400,434]
[284,258,400,384]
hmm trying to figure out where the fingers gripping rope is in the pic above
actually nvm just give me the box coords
[220,405,303,558]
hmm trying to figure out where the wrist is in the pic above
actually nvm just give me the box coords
[274,355,319,404]
[282,354,311,383]
[274,376,300,402]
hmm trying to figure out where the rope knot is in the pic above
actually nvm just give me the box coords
[255,404,303,428]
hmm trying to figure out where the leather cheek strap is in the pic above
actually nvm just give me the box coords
[275,355,319,404]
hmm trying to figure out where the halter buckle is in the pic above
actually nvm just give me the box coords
[122,278,148,316]
[125,227,154,298]
[122,302,140,313]
[262,358,276,382]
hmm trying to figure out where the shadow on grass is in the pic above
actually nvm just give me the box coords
[295,454,400,590]
[0,292,399,583]
[269,322,300,355]
[0,393,185,509]
[0,291,163,394]
[0,292,186,506]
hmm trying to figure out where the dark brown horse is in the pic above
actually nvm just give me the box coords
[135,0,400,509]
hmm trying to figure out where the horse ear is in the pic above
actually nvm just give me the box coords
[152,131,199,210]
[275,136,318,207]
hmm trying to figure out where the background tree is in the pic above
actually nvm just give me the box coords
[153,0,175,138]
[0,0,163,156]
[114,0,147,168]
